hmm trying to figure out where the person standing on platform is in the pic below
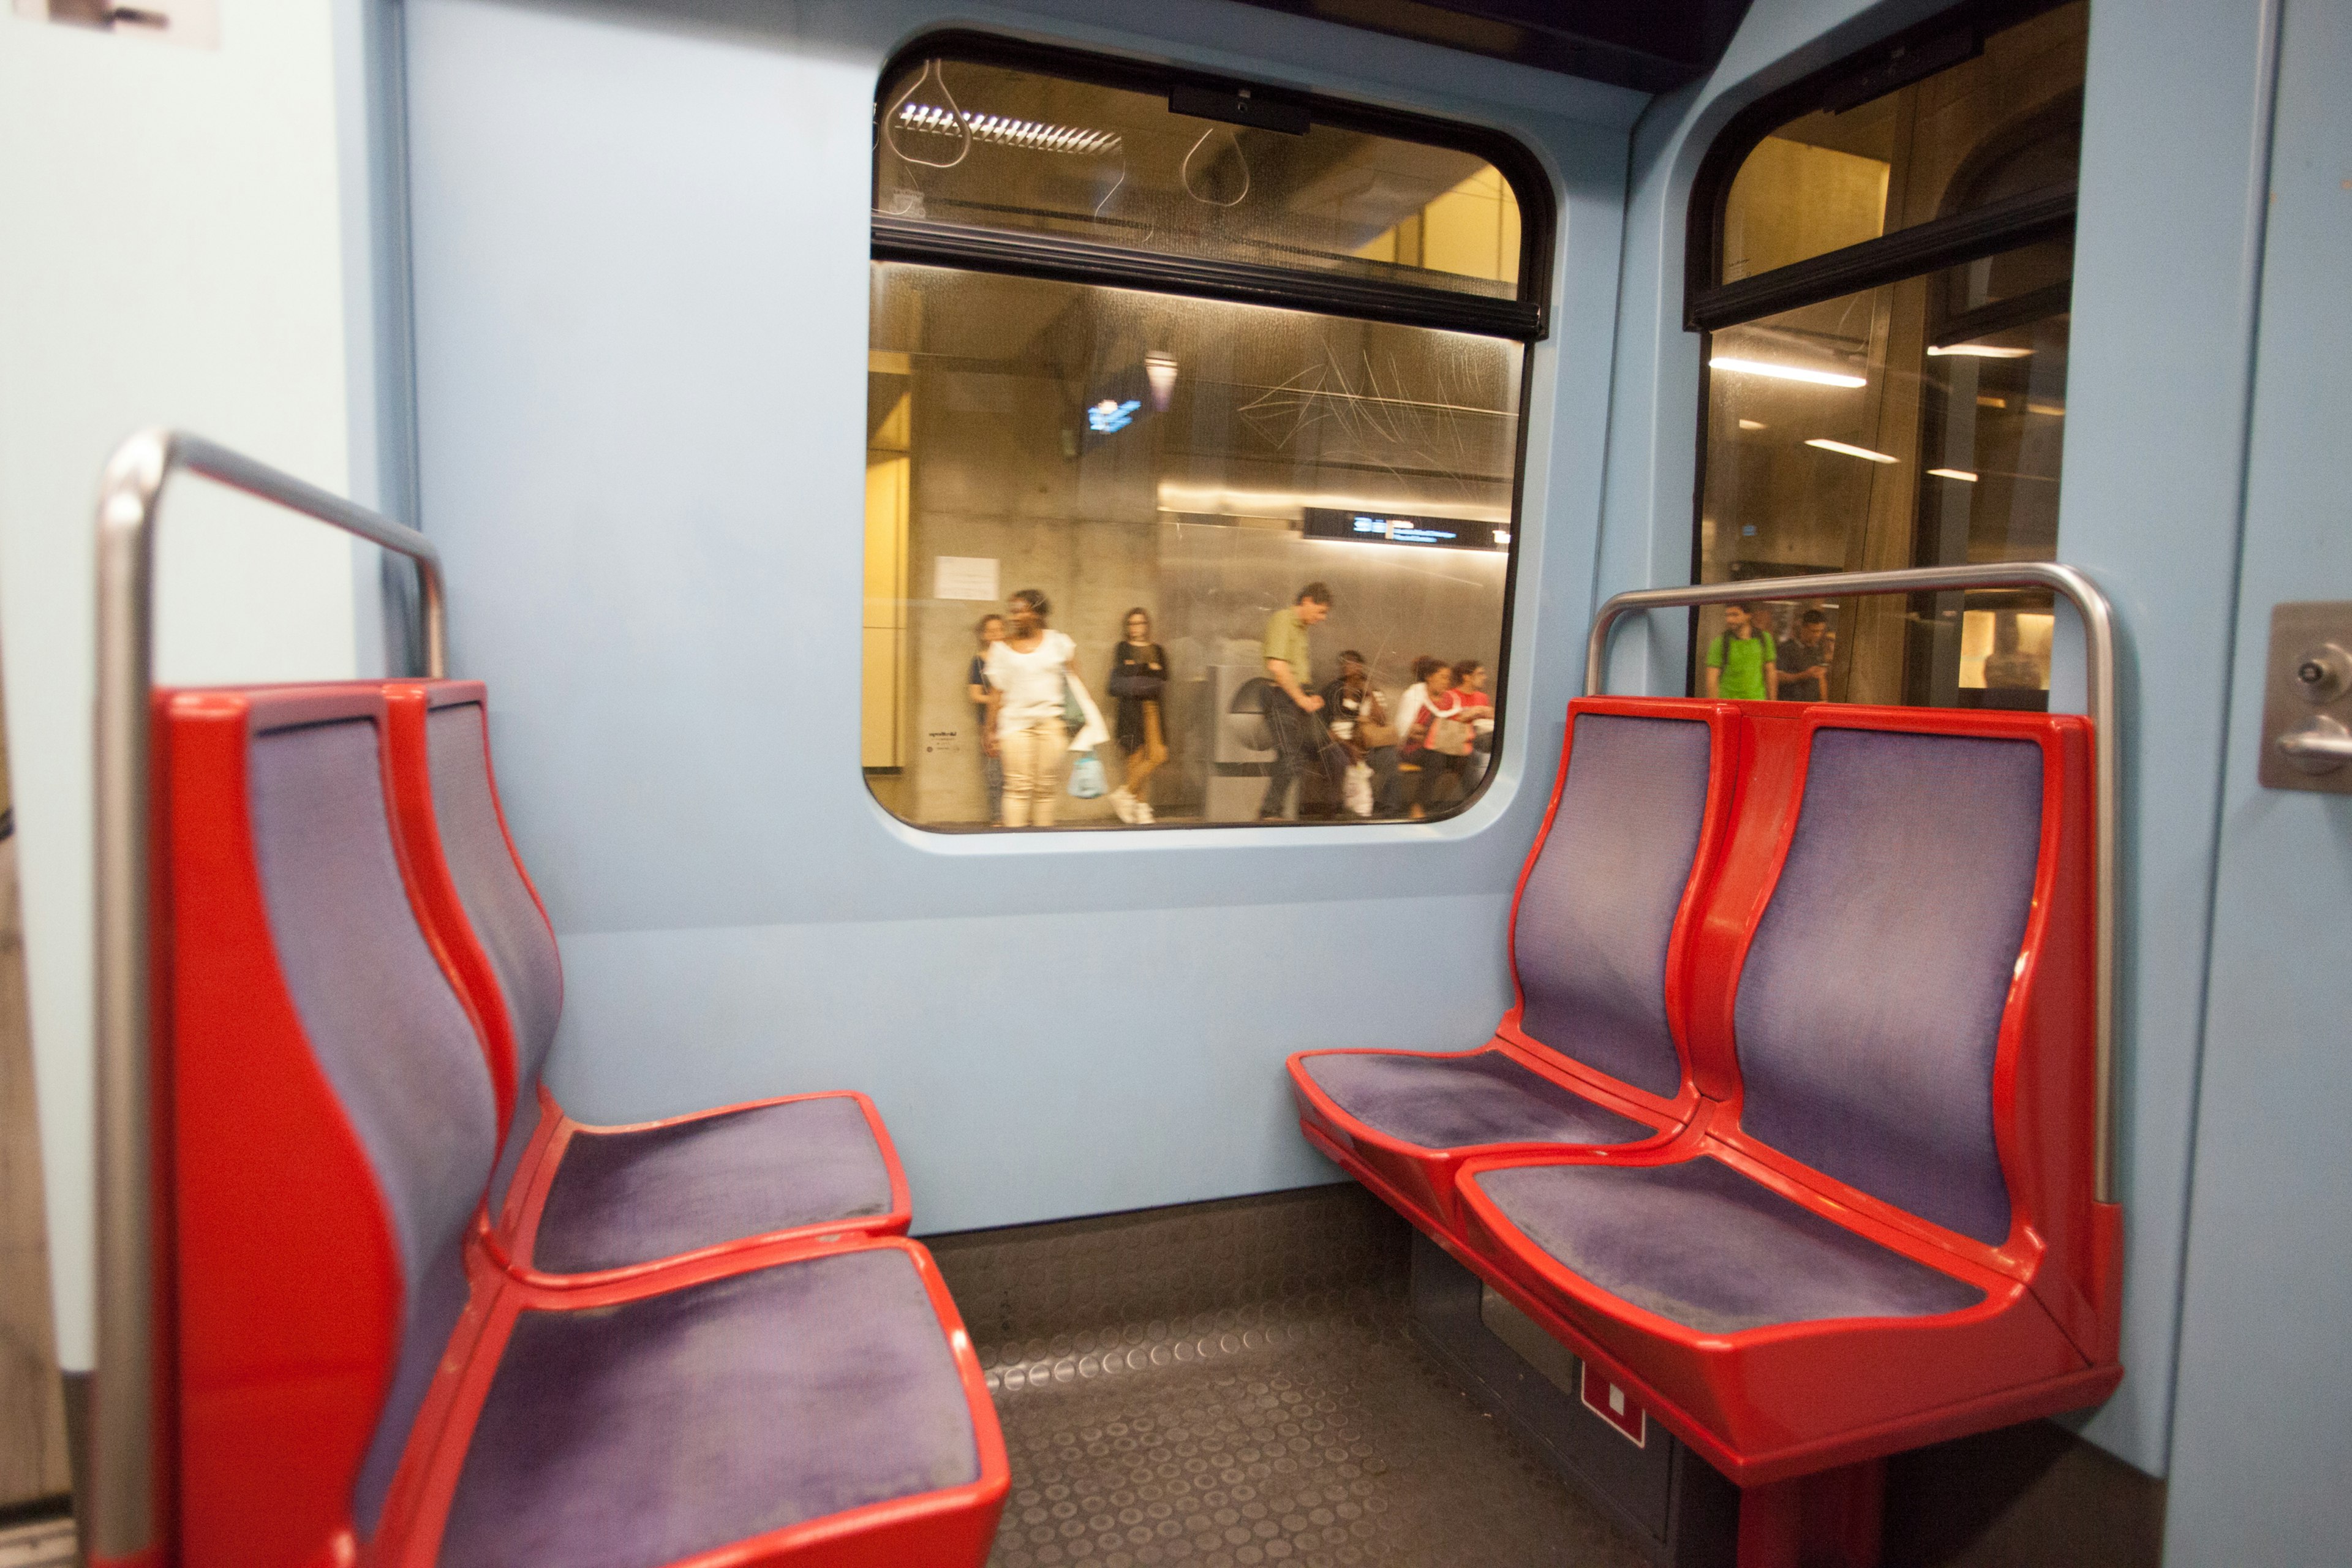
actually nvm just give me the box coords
[1776,608,1833,701]
[966,613,1006,824]
[1260,582,1344,821]
[1703,602,1777,701]
[1107,608,1170,824]
[984,589,1079,827]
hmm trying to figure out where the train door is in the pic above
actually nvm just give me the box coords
[2162,0,2352,1551]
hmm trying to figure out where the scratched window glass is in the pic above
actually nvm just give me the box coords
[874,56,1523,301]
[862,265,1523,829]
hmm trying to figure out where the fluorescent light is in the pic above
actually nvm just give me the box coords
[895,102,1123,156]
[1737,418,1768,431]
[1928,344,2033,358]
[1805,438,1898,464]
[2027,401,2066,417]
[1709,356,1867,389]
[1977,395,2008,409]
[1493,530,1512,545]
[1928,467,1979,482]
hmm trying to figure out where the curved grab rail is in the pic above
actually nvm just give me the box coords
[90,429,444,1564]
[1585,562,2119,1205]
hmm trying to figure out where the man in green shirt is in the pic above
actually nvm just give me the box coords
[1703,602,1777,701]
[1261,582,1343,819]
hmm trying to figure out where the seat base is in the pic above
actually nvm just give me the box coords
[1288,1044,1672,1231]
[1452,1149,2119,1486]
[375,1237,1008,1568]
[491,1088,911,1286]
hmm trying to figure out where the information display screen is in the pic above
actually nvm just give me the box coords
[1302,507,1507,551]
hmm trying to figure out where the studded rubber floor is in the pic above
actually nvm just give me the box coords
[927,1186,1649,1568]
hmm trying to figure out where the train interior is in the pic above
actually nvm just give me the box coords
[0,0,2345,1563]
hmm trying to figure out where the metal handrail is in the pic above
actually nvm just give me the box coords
[90,429,443,1564]
[1585,562,2120,1205]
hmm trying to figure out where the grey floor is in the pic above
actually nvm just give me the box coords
[927,1186,1649,1568]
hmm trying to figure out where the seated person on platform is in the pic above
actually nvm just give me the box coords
[1454,658,1494,786]
[1322,650,1403,818]
[1398,657,1476,820]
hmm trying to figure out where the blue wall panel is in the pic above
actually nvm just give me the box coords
[402,0,1640,1232]
[2163,0,2352,1551]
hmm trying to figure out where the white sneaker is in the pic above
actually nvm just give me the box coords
[1109,786,1137,823]
[1137,802,1155,823]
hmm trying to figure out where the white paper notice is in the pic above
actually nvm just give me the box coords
[934,556,1001,602]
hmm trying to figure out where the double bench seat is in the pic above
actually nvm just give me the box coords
[1287,696,2122,1515]
[1292,699,1740,1232]
[382,680,910,1286]
[157,683,1006,1568]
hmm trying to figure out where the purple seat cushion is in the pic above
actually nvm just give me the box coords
[1472,1157,1985,1335]
[438,1248,981,1568]
[247,718,499,1537]
[1733,729,2043,1244]
[1513,714,1712,1099]
[532,1095,894,1275]
[1300,1050,1650,1151]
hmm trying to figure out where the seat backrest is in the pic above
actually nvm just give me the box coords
[384,681,565,1215]
[165,687,499,1568]
[1507,699,1736,1112]
[1730,720,2051,1246]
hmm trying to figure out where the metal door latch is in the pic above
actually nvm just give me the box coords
[2259,602,2352,793]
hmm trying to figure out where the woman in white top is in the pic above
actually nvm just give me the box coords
[983,589,1080,827]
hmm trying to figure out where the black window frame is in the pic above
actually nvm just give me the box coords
[1681,0,2078,333]
[868,31,1558,832]
[1679,0,2086,703]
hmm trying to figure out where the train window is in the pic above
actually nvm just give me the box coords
[865,40,1548,829]
[1687,0,2086,708]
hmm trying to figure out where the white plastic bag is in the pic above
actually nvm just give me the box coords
[1343,761,1374,817]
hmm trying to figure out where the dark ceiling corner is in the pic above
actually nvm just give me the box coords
[1226,0,1757,94]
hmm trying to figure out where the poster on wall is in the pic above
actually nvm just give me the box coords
[933,556,1000,601]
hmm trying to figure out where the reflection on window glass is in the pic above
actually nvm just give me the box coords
[875,57,1524,299]
[1700,248,2071,707]
[1696,0,2084,710]
[1718,1,2086,283]
[865,264,1521,828]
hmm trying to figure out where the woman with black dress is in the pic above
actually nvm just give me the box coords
[1107,607,1169,823]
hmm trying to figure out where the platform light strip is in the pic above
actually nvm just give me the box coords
[1709,355,1867,388]
[1927,344,2034,358]
[1805,438,1899,464]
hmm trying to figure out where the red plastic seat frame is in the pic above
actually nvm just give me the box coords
[159,684,1006,1568]
[1286,696,1743,1233]
[1442,702,2122,1487]
[380,681,912,1286]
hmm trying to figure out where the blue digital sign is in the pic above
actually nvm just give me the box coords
[1087,398,1142,434]
[1301,507,1507,551]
